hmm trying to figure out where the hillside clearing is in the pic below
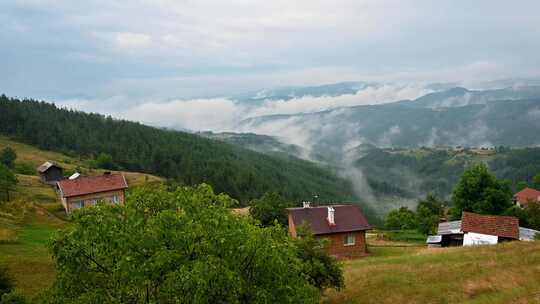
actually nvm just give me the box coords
[0,135,163,187]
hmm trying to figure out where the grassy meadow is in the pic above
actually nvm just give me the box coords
[323,238,540,304]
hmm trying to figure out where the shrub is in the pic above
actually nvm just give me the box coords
[0,265,14,299]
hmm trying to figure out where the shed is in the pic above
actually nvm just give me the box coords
[428,212,520,247]
[37,161,64,185]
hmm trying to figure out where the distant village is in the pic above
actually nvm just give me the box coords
[37,159,540,259]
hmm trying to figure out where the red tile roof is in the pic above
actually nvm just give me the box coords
[461,212,519,239]
[57,174,128,198]
[513,187,540,206]
[287,205,370,235]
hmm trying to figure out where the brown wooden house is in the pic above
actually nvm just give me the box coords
[57,172,128,213]
[287,203,371,259]
[37,161,64,185]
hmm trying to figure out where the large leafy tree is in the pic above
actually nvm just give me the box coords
[533,173,540,189]
[0,148,16,168]
[47,184,319,303]
[249,192,291,226]
[450,163,512,219]
[0,164,17,202]
[384,207,417,230]
[416,193,444,235]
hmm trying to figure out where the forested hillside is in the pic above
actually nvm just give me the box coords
[0,95,355,203]
[355,146,540,200]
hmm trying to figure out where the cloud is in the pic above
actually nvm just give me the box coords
[528,107,540,120]
[57,82,430,133]
[122,98,242,131]
[114,32,152,49]
[247,84,431,117]
[2,1,540,100]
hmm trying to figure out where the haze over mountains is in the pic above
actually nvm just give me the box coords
[14,78,540,217]
[195,81,540,215]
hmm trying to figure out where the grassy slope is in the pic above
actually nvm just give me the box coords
[0,202,64,297]
[0,137,163,297]
[324,239,540,304]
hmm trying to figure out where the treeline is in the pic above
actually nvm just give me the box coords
[0,95,355,204]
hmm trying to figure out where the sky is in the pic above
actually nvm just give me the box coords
[2,0,540,129]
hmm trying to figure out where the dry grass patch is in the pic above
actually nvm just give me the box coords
[323,242,540,304]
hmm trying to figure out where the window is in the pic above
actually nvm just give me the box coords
[88,199,97,206]
[73,201,84,209]
[112,195,120,204]
[344,234,356,246]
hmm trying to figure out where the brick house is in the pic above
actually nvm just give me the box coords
[287,203,371,259]
[513,187,540,207]
[57,172,128,213]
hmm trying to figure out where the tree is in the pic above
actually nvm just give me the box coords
[416,193,444,235]
[0,165,17,202]
[524,201,540,230]
[517,181,528,191]
[0,265,14,299]
[293,226,344,291]
[533,173,540,189]
[47,184,319,303]
[249,192,291,226]
[385,207,417,230]
[450,163,513,219]
[0,148,16,169]
[93,153,117,170]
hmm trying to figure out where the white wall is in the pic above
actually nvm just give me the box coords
[463,232,498,246]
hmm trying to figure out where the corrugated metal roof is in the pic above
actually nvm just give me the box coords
[37,161,61,173]
[519,227,539,241]
[426,235,442,243]
[438,220,462,235]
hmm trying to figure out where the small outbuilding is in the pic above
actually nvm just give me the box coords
[427,212,522,247]
[37,161,64,185]
[287,203,371,259]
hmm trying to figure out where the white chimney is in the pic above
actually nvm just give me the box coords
[327,206,335,225]
[303,201,311,208]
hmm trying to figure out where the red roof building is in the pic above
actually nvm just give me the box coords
[513,187,540,207]
[461,212,519,240]
[57,173,128,213]
[287,204,370,259]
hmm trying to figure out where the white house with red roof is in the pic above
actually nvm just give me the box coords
[513,187,540,208]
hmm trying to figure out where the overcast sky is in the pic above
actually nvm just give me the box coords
[2,0,540,103]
